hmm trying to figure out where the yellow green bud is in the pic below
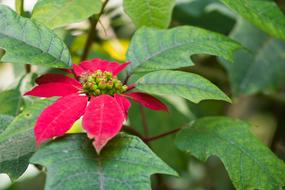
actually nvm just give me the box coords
[95,89,101,95]
[98,81,107,89]
[106,81,113,89]
[122,85,128,92]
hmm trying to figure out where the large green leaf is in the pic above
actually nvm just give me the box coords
[136,70,231,103]
[220,19,285,95]
[0,89,23,116]
[32,0,102,29]
[175,117,285,190]
[0,5,71,68]
[0,99,54,180]
[126,26,241,74]
[30,133,177,190]
[123,0,175,29]
[220,0,285,40]
[0,114,14,134]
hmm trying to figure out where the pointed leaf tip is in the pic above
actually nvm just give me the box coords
[83,95,125,153]
[125,92,168,111]
[30,134,177,189]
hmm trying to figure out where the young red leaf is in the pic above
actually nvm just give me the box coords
[80,58,120,73]
[82,95,125,153]
[76,58,129,75]
[72,64,85,76]
[36,74,81,87]
[35,94,88,145]
[24,83,80,98]
[113,61,131,75]
[114,94,131,119]
[127,84,136,91]
[125,92,168,111]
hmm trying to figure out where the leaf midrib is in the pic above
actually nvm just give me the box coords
[138,81,222,95]
[131,36,236,72]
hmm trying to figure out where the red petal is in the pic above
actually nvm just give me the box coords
[114,94,131,119]
[60,68,73,74]
[72,64,85,76]
[127,84,136,91]
[36,74,81,87]
[82,95,125,153]
[78,58,129,75]
[35,94,88,145]
[113,61,131,75]
[24,83,80,98]
[124,92,168,112]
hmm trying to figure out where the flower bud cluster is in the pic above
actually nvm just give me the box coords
[80,70,128,96]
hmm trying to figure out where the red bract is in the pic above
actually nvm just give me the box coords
[25,58,168,153]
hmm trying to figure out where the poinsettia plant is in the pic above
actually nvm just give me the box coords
[25,58,168,153]
[0,0,285,190]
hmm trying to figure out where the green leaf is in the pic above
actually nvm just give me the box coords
[128,100,190,170]
[0,99,54,180]
[30,133,177,190]
[0,114,14,134]
[220,0,285,40]
[175,117,285,190]
[126,26,241,74]
[220,19,285,95]
[32,0,102,29]
[136,70,231,103]
[123,0,175,29]
[0,89,23,116]
[0,5,71,68]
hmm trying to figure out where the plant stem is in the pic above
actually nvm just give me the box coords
[81,0,109,61]
[25,64,31,73]
[15,0,24,16]
[144,127,182,142]
[123,74,130,85]
[139,105,149,137]
[123,126,144,139]
[15,0,31,74]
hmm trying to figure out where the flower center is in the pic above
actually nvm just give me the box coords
[79,70,128,96]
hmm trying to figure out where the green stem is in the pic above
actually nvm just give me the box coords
[15,0,31,73]
[81,0,109,61]
[15,0,24,16]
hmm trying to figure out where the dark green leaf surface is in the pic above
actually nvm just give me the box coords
[220,0,285,40]
[126,26,241,74]
[30,133,177,190]
[32,0,102,29]
[0,99,54,180]
[0,114,14,134]
[136,70,231,103]
[0,89,23,116]
[128,100,190,170]
[175,117,285,190]
[172,0,236,35]
[0,5,71,68]
[220,19,285,95]
[123,0,175,29]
